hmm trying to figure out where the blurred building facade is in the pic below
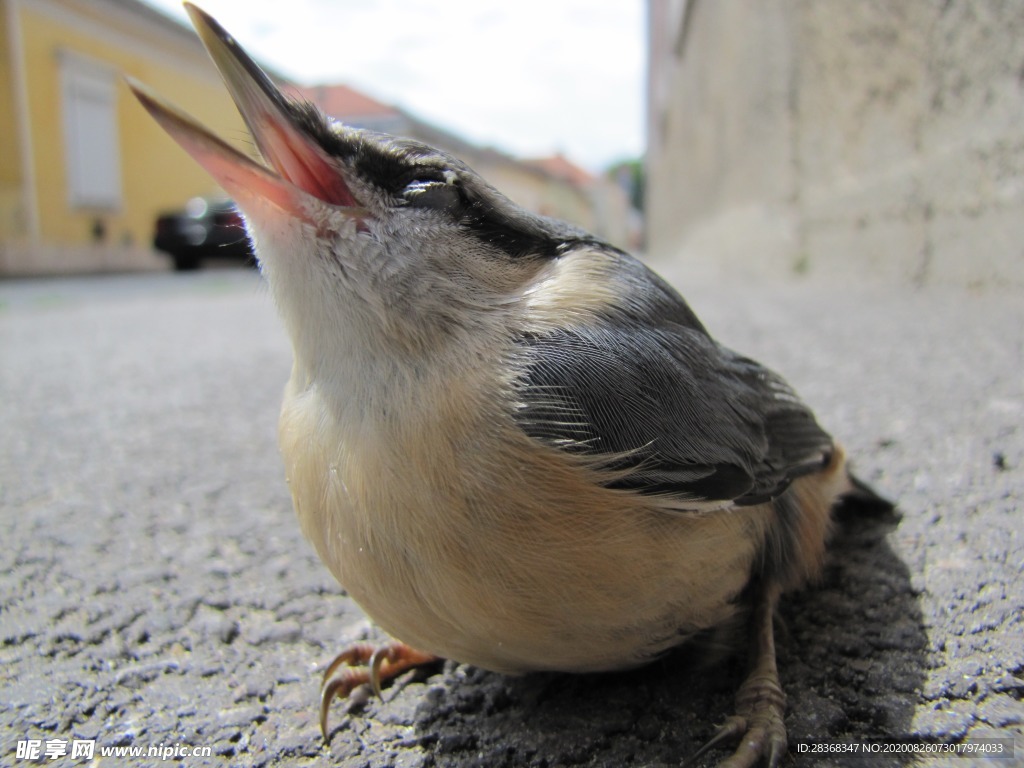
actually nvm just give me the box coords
[0,0,255,275]
[0,0,631,277]
[647,1,1024,287]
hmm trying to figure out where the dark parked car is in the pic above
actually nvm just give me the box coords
[153,196,254,271]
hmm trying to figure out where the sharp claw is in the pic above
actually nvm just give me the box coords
[319,691,331,740]
[765,737,786,768]
[320,642,374,685]
[368,648,387,698]
[319,676,342,740]
[684,716,746,767]
[317,642,439,743]
[320,667,369,740]
[319,643,376,741]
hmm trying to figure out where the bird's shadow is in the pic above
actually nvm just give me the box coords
[396,509,924,767]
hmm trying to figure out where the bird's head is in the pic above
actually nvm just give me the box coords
[130,4,598,374]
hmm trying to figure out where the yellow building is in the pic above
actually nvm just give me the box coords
[0,0,634,276]
[0,0,253,275]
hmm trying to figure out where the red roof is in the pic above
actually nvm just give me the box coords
[528,154,595,186]
[291,83,398,120]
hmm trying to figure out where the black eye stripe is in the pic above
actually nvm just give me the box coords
[283,105,458,196]
[281,103,598,260]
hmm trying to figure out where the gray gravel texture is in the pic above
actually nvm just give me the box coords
[1,266,1022,768]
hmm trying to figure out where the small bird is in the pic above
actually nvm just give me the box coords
[130,6,891,766]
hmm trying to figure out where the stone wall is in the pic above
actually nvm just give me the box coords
[647,1,1024,288]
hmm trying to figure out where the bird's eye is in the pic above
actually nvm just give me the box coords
[402,169,462,212]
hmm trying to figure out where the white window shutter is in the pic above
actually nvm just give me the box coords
[61,54,122,210]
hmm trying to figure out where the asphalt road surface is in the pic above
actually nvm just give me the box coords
[2,265,1022,767]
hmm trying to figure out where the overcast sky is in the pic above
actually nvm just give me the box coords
[140,0,646,172]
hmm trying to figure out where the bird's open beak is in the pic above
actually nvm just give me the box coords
[127,3,364,220]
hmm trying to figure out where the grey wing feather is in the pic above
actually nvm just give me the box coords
[514,259,833,508]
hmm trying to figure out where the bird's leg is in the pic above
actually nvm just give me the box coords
[688,581,787,768]
[319,642,439,739]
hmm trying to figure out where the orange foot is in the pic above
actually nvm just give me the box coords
[319,642,439,739]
